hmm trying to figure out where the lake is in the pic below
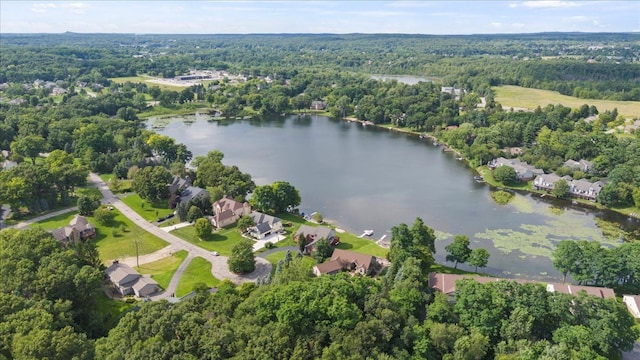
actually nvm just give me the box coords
[148,114,639,280]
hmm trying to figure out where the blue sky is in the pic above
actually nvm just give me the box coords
[1,1,638,34]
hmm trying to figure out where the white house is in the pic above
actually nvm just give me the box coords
[248,211,283,239]
[623,295,640,318]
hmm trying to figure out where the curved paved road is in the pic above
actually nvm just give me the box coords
[88,173,271,285]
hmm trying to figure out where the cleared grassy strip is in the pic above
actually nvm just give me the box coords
[264,251,317,267]
[32,209,169,262]
[120,193,174,222]
[493,85,640,118]
[171,225,244,256]
[135,250,188,289]
[176,257,220,297]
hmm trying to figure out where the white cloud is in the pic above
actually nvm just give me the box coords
[385,1,435,8]
[511,22,526,28]
[509,3,519,8]
[491,22,503,28]
[31,2,88,14]
[521,1,580,8]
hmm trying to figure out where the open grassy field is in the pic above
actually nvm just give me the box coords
[33,208,168,262]
[135,250,188,289]
[171,225,245,256]
[176,257,221,297]
[121,193,174,222]
[493,85,640,118]
[109,75,186,92]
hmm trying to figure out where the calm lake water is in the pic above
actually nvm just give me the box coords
[148,114,639,280]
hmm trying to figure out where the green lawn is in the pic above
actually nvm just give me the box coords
[76,186,103,199]
[494,85,640,119]
[430,263,478,276]
[264,251,317,268]
[171,225,245,256]
[477,166,532,190]
[99,173,115,182]
[335,231,389,258]
[176,257,221,297]
[135,250,188,289]
[33,208,168,262]
[95,292,137,331]
[121,193,174,222]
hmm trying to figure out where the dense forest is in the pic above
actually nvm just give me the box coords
[1,33,639,359]
[2,33,640,100]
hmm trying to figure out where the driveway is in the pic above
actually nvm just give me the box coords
[88,173,271,284]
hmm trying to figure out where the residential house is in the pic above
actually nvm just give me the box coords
[1,150,10,159]
[502,147,523,157]
[211,196,252,229]
[533,173,565,191]
[310,101,326,110]
[546,283,615,300]
[50,215,96,245]
[248,211,283,239]
[623,295,640,318]
[428,273,536,298]
[8,98,26,106]
[568,178,604,201]
[441,86,465,100]
[488,157,543,182]
[295,224,336,254]
[563,159,593,173]
[105,261,160,297]
[313,249,378,276]
[51,87,67,95]
[167,175,208,208]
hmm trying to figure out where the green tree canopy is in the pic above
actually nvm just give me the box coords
[228,239,256,274]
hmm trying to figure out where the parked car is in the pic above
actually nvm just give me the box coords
[212,251,219,256]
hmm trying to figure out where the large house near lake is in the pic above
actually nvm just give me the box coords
[488,157,543,182]
[50,215,96,245]
[167,175,209,208]
[211,196,252,229]
[313,249,379,277]
[429,272,615,300]
[295,224,337,255]
[105,261,160,298]
[248,211,283,240]
[533,174,605,201]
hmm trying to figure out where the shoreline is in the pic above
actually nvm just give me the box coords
[341,116,639,220]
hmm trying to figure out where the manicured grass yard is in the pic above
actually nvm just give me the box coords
[477,166,532,190]
[335,231,389,258]
[121,193,174,222]
[135,250,188,289]
[176,257,220,297]
[171,225,245,256]
[264,251,317,268]
[99,173,115,182]
[32,209,169,262]
[493,85,640,118]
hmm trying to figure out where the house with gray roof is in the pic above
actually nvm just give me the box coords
[295,224,336,255]
[50,215,96,245]
[568,178,604,201]
[564,159,593,173]
[248,211,283,239]
[488,157,543,182]
[106,261,160,297]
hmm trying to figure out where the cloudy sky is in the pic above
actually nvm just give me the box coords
[1,1,638,34]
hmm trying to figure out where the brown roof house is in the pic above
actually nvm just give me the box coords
[50,215,96,245]
[295,224,336,255]
[211,196,251,229]
[623,295,640,319]
[546,283,616,300]
[105,261,160,298]
[313,249,378,276]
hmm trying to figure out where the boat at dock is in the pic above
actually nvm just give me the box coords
[360,229,374,237]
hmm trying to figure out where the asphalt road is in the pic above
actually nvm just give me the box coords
[88,173,272,285]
